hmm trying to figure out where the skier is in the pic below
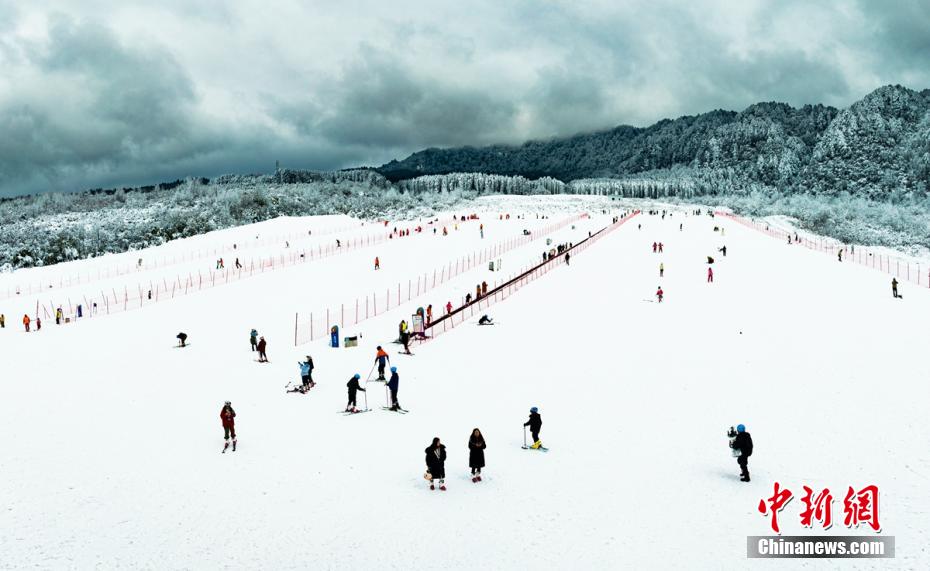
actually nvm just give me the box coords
[55,307,62,325]
[299,356,315,390]
[659,263,664,277]
[249,329,258,351]
[424,437,447,491]
[707,267,714,283]
[656,286,664,303]
[524,407,543,449]
[720,245,727,257]
[401,328,412,355]
[387,367,400,410]
[652,242,657,253]
[731,424,753,482]
[374,256,380,270]
[375,346,390,380]
[23,314,30,332]
[469,428,486,482]
[345,374,366,412]
[176,332,188,347]
[892,278,899,298]
[257,336,268,362]
[220,401,237,452]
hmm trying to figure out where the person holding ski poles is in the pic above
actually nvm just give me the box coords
[298,356,315,390]
[346,374,366,413]
[387,366,400,410]
[425,437,447,491]
[375,346,390,381]
[524,407,543,449]
[221,401,237,452]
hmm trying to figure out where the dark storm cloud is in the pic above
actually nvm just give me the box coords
[0,0,928,197]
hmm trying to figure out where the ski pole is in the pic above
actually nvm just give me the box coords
[523,425,527,448]
[364,388,368,411]
[366,362,376,383]
[385,385,390,407]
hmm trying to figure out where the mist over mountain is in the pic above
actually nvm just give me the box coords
[377,85,930,199]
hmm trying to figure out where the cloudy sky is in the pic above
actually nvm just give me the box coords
[0,0,927,197]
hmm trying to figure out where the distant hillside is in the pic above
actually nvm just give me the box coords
[377,85,930,199]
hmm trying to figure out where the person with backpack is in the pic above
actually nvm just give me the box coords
[375,346,390,381]
[424,437,447,491]
[249,329,258,351]
[731,424,754,482]
[345,374,365,412]
[524,407,543,449]
[257,336,268,362]
[468,428,486,482]
[299,356,315,390]
[387,367,400,410]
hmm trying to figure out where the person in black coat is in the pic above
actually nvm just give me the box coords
[345,374,365,412]
[387,367,400,410]
[469,429,486,482]
[732,424,754,482]
[524,407,543,448]
[425,437,447,491]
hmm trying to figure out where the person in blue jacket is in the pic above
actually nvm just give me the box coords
[387,366,400,410]
[298,355,315,390]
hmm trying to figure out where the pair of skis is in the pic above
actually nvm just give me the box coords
[522,445,549,453]
[381,406,409,414]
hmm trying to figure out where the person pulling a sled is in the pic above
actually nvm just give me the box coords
[425,437,447,491]
[346,374,365,412]
[524,407,543,449]
[221,401,237,452]
[731,424,753,482]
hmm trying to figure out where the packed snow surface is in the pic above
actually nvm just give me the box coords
[0,195,927,569]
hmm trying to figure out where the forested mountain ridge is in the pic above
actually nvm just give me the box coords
[377,85,930,199]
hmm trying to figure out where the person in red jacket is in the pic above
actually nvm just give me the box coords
[23,314,30,332]
[446,301,453,315]
[707,267,714,283]
[374,256,380,270]
[656,286,664,303]
[221,401,237,452]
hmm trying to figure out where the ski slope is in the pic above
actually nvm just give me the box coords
[1,196,927,570]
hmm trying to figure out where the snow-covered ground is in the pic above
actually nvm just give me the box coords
[0,195,927,569]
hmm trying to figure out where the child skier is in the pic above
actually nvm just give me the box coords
[387,367,400,410]
[375,346,390,380]
[469,428,486,482]
[221,401,237,452]
[524,407,543,449]
[345,374,366,412]
[299,356,315,389]
[425,437,447,491]
[731,424,753,482]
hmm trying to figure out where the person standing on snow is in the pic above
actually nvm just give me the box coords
[0,313,5,328]
[426,304,433,325]
[387,367,400,410]
[36,317,41,330]
[425,437,447,491]
[446,301,453,315]
[658,242,664,253]
[481,282,488,296]
[257,336,268,362]
[707,267,714,283]
[374,256,380,270]
[892,278,900,298]
[249,329,258,352]
[346,374,366,412]
[469,428,486,482]
[656,286,664,303]
[524,407,543,449]
[176,332,188,347]
[221,401,237,451]
[564,252,570,265]
[731,424,753,482]
[375,346,390,380]
[652,242,657,253]
[298,356,315,390]
[23,314,30,332]
[659,263,664,277]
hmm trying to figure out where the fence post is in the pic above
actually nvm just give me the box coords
[294,313,298,346]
